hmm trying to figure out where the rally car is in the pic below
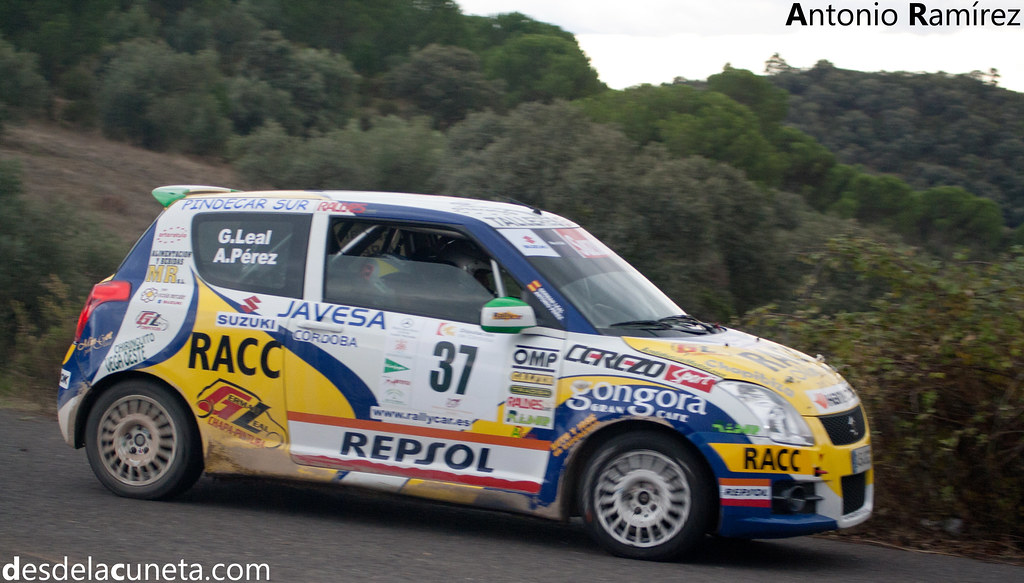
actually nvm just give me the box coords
[59,186,872,560]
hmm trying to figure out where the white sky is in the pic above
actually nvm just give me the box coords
[457,0,1024,93]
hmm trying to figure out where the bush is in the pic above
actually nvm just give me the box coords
[0,36,49,116]
[0,159,122,403]
[741,236,1024,547]
[230,116,445,193]
[97,39,229,154]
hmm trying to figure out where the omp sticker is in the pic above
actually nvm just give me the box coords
[719,478,772,507]
[501,229,560,257]
[712,443,814,475]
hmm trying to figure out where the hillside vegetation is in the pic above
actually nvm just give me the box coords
[0,0,1021,558]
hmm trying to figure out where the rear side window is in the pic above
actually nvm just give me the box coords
[192,212,310,298]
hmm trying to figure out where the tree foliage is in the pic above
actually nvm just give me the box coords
[483,33,604,106]
[383,44,502,129]
[0,36,49,117]
[96,39,229,154]
[741,237,1024,544]
[772,61,1024,227]
[0,159,121,364]
[230,116,445,193]
[435,102,833,318]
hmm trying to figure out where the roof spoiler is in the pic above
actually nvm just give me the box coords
[152,185,238,208]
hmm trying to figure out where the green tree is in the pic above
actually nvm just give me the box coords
[834,174,920,234]
[236,31,360,135]
[251,0,468,75]
[437,102,794,317]
[707,67,789,130]
[465,11,577,50]
[0,159,120,364]
[917,186,1004,256]
[578,83,700,145]
[96,39,229,154]
[483,33,604,106]
[231,116,444,193]
[0,36,49,116]
[0,0,116,80]
[384,44,502,129]
[657,91,785,186]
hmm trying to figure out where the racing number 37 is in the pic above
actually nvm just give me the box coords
[429,342,477,394]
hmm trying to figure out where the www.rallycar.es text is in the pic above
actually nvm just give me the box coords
[786,2,1021,26]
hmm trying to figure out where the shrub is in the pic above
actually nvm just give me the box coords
[741,236,1024,546]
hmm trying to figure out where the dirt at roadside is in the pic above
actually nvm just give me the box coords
[0,120,259,245]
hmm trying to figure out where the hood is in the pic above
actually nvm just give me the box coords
[623,330,858,416]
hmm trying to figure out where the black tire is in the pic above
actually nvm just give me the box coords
[84,380,203,500]
[579,431,713,561]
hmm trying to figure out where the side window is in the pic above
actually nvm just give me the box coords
[193,212,310,298]
[323,220,524,323]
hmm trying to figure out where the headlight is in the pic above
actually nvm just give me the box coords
[717,381,815,446]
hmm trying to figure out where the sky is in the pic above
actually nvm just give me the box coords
[457,0,1024,93]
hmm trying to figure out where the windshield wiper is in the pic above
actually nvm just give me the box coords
[658,315,719,334]
[609,315,718,334]
[607,319,674,330]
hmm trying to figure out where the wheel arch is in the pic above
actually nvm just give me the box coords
[559,419,720,526]
[73,371,202,453]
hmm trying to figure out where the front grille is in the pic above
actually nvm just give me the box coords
[820,405,867,445]
[842,472,867,515]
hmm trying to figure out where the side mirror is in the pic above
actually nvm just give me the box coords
[480,297,536,333]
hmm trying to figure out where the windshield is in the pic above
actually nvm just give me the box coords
[501,227,707,336]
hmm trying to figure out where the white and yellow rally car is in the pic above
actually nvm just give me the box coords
[59,186,872,560]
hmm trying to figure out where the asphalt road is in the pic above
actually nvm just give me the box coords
[1,408,1019,583]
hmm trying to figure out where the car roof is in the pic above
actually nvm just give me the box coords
[175,189,579,229]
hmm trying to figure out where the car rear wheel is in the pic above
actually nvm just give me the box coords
[579,431,713,560]
[85,380,202,499]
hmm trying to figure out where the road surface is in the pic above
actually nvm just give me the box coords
[1,408,1019,582]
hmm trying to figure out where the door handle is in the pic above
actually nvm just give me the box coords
[293,320,347,333]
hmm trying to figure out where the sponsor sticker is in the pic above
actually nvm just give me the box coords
[526,280,565,321]
[215,312,278,332]
[719,478,771,508]
[288,415,550,493]
[554,228,610,258]
[501,229,561,257]
[712,444,812,475]
[136,311,169,331]
[104,334,157,373]
[806,383,859,414]
[196,379,285,448]
[565,379,707,422]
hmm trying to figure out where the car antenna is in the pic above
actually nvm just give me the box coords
[502,196,543,215]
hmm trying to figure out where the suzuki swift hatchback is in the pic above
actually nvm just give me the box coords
[59,186,872,560]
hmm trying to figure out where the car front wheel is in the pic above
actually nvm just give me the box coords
[579,431,713,560]
[84,380,202,499]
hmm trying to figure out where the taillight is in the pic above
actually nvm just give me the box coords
[74,280,132,341]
